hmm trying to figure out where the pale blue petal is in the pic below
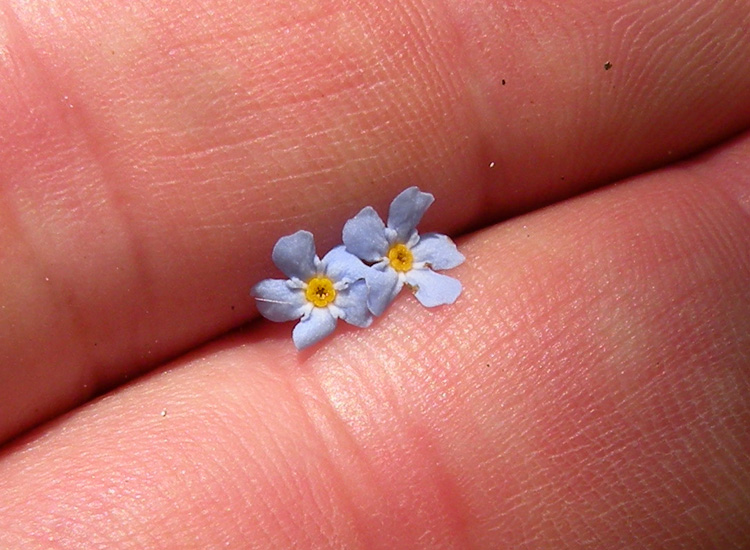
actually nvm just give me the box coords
[366,268,402,316]
[292,307,337,349]
[404,268,462,307]
[272,230,317,280]
[387,187,434,242]
[342,207,388,262]
[411,233,465,270]
[335,279,373,327]
[252,279,307,321]
[321,245,371,283]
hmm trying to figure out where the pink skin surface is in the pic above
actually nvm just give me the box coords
[1,0,749,547]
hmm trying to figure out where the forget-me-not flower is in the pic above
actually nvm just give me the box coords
[342,186,465,315]
[251,230,373,349]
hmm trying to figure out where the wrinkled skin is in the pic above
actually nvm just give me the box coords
[0,0,749,548]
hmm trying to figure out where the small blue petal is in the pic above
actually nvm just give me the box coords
[272,230,317,280]
[335,279,373,327]
[387,187,434,242]
[342,207,388,262]
[292,307,337,349]
[321,245,372,283]
[365,268,402,316]
[411,233,465,270]
[404,268,462,307]
[252,279,307,321]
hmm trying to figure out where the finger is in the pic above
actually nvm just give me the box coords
[1,131,748,547]
[2,0,750,442]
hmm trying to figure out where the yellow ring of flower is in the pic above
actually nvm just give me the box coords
[387,243,413,272]
[305,276,337,307]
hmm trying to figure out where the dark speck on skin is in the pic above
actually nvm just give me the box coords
[604,61,613,70]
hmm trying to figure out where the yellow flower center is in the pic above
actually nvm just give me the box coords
[305,277,337,307]
[387,243,413,272]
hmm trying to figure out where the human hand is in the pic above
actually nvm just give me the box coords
[1,0,749,547]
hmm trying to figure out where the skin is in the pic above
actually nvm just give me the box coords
[0,0,749,547]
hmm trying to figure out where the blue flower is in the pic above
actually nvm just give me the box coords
[251,230,373,349]
[342,186,465,315]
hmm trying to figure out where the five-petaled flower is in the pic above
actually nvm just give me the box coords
[252,187,465,349]
[251,230,373,350]
[342,186,465,315]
